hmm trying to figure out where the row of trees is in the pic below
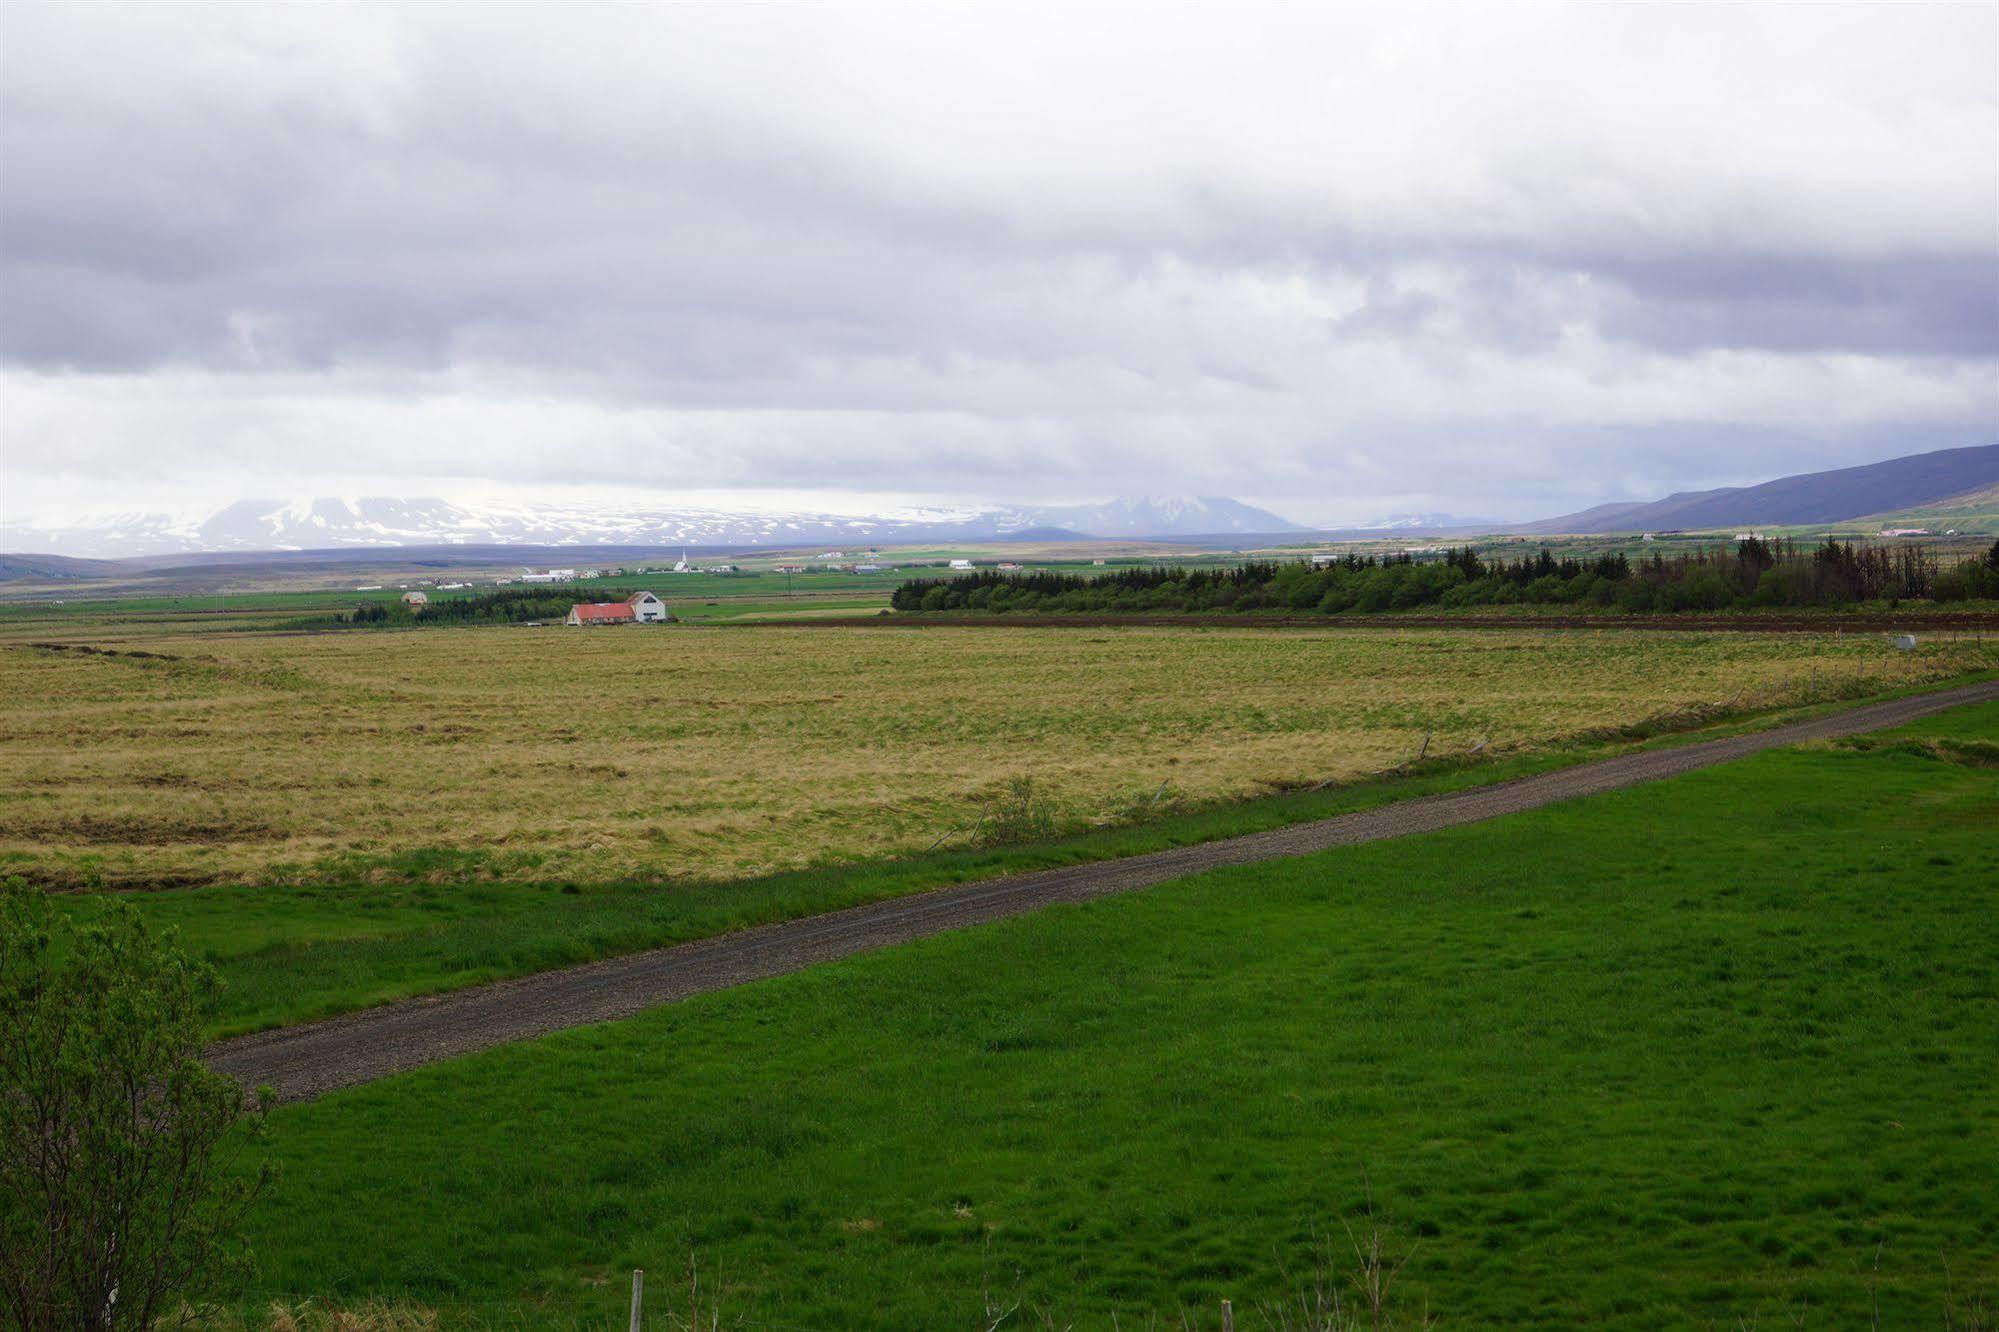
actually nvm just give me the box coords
[890,540,1999,616]
[332,585,648,627]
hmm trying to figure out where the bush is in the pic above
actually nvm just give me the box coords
[983,777,1060,845]
[0,879,274,1329]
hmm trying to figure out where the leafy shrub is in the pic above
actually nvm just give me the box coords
[0,878,274,1329]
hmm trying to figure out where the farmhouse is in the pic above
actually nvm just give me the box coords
[566,602,634,626]
[401,591,429,607]
[566,591,670,626]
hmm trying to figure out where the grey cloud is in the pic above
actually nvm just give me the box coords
[0,3,1994,519]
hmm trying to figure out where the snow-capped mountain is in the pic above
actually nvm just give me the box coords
[1351,512,1508,532]
[1025,496,1299,536]
[7,495,1304,557]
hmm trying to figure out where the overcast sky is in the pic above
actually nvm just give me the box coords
[2,1,1995,532]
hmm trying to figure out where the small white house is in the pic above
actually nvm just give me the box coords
[949,559,975,570]
[627,590,669,623]
[401,591,429,607]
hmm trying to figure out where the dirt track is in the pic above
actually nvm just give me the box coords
[207,679,1999,1103]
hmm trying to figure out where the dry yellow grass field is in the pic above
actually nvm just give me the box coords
[1,623,1988,888]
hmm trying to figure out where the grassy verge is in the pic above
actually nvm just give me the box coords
[235,702,1999,1327]
[59,670,1992,1037]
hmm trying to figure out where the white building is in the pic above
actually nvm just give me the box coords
[949,559,975,570]
[521,568,577,584]
[627,590,669,623]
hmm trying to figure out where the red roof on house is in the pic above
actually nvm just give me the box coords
[570,602,636,622]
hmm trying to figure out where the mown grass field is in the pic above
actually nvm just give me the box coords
[65,718,1853,1036]
[231,702,1999,1329]
[5,620,1989,895]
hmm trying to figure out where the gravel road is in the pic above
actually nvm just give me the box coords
[207,680,1999,1102]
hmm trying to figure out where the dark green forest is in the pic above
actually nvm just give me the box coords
[892,539,1999,616]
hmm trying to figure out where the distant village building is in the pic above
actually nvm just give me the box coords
[1879,528,1931,538]
[521,568,576,584]
[567,591,669,626]
[401,591,429,607]
[775,563,807,574]
[949,559,975,570]
[996,562,1023,572]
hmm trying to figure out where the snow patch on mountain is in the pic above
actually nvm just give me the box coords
[1350,512,1510,532]
[8,495,1305,557]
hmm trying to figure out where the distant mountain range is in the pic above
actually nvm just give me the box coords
[8,447,1993,559]
[1520,445,1999,534]
[4,495,1304,558]
[1349,512,1511,532]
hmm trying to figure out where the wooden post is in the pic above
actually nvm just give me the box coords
[1221,1297,1234,1332]
[1415,733,1431,763]
[629,1268,644,1332]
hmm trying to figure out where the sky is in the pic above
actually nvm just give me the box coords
[2,1,1996,536]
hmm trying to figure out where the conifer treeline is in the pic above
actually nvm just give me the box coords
[890,540,1999,616]
[338,585,644,626]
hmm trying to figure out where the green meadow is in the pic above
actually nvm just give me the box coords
[232,702,1999,1328]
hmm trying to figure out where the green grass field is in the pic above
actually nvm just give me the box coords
[230,702,1999,1329]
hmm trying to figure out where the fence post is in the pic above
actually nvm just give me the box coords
[629,1268,644,1331]
[1221,1297,1235,1332]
